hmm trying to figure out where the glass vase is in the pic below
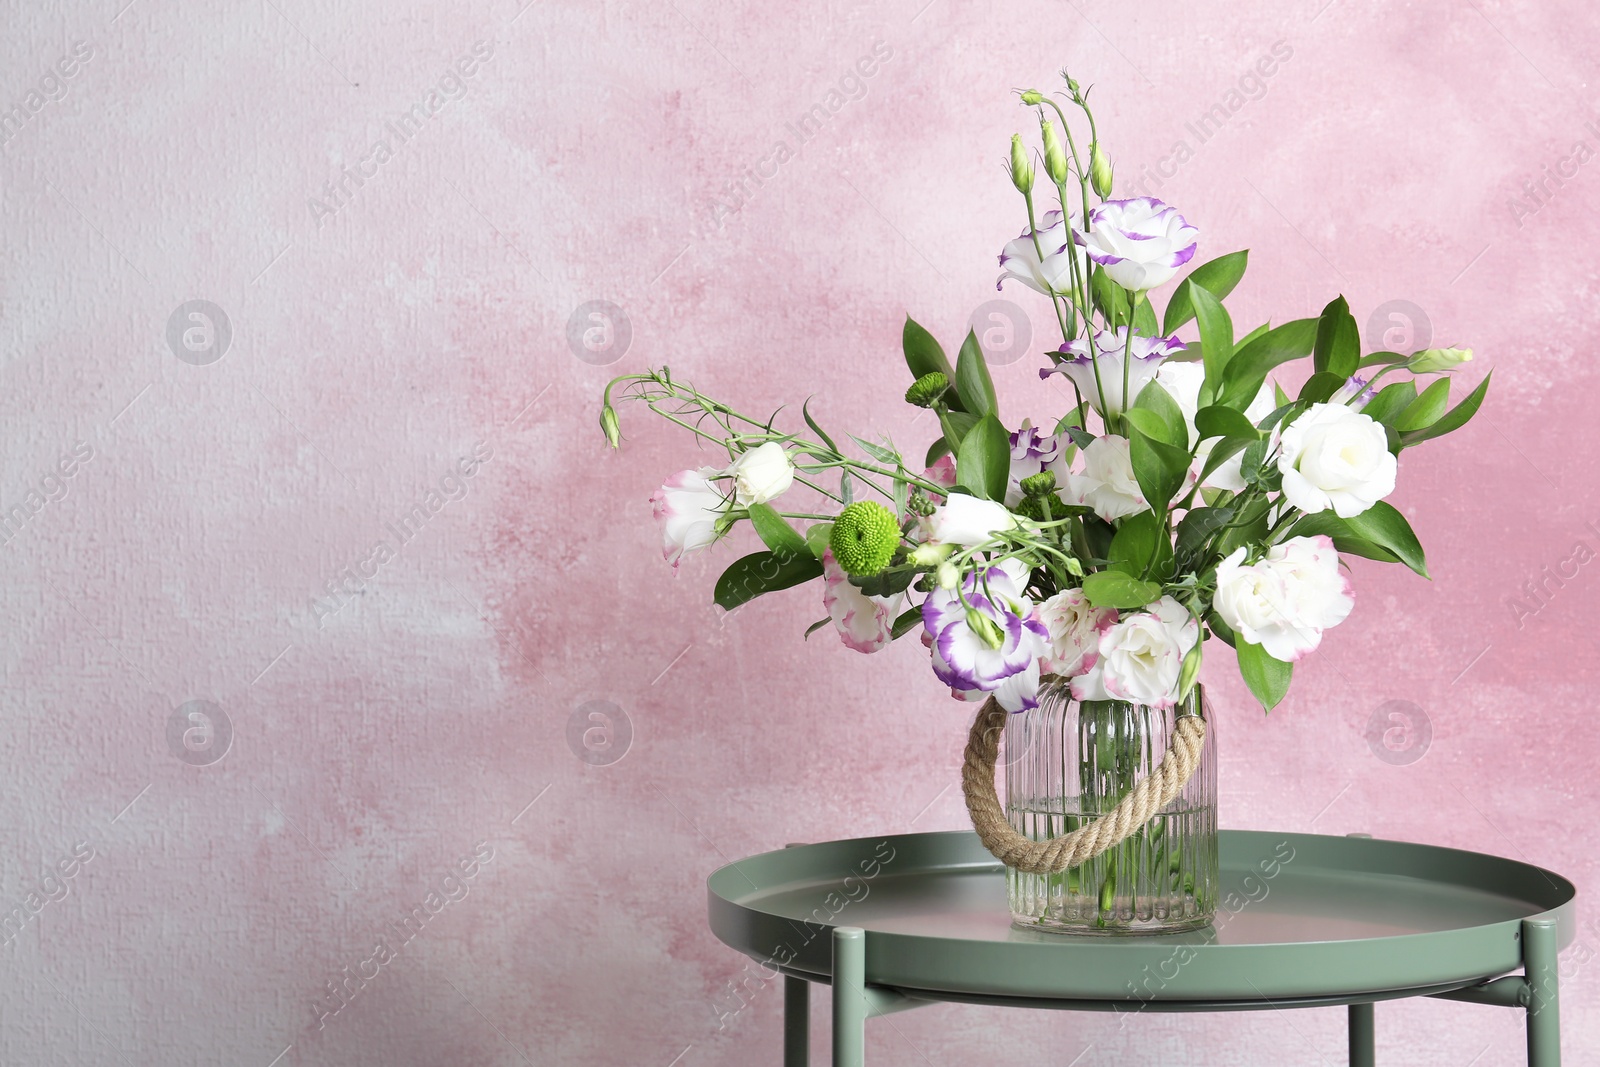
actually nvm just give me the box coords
[1004,680,1218,934]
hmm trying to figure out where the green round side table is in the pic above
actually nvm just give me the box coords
[707,830,1575,1065]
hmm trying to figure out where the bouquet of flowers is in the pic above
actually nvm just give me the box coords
[602,74,1485,723]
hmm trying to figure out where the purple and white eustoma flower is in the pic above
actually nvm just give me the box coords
[1006,421,1060,506]
[922,559,1047,708]
[1213,536,1354,662]
[1330,375,1379,406]
[822,550,902,654]
[1070,596,1199,709]
[1042,328,1186,418]
[650,468,731,568]
[1075,197,1199,292]
[996,210,1088,296]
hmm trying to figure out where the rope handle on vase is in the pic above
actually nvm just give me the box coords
[960,694,1209,875]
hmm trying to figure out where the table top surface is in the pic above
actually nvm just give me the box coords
[707,830,1575,1008]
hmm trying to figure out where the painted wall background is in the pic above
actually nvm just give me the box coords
[1,0,1597,1063]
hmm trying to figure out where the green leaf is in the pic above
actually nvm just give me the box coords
[1360,380,1417,427]
[1313,296,1360,378]
[1214,494,1271,557]
[956,413,1011,501]
[1236,640,1292,711]
[1287,513,1401,564]
[850,435,901,465]
[849,566,916,598]
[1190,283,1234,394]
[747,503,808,555]
[1082,570,1161,610]
[1194,405,1259,442]
[1133,297,1160,337]
[890,606,923,639]
[1206,612,1238,648]
[903,317,957,389]
[1358,350,1407,370]
[936,409,979,454]
[804,617,832,640]
[925,437,950,466]
[714,551,824,610]
[1129,429,1191,514]
[803,522,834,560]
[954,329,998,418]
[1398,371,1490,447]
[803,398,839,456]
[1091,267,1130,326]
[1174,506,1236,559]
[1394,377,1450,432]
[1129,380,1187,448]
[1220,317,1318,407]
[1342,500,1429,578]
[1297,371,1347,404]
[1195,435,1253,486]
[1163,250,1249,334]
[1108,510,1173,580]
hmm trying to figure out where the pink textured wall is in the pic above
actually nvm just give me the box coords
[1,0,1596,1063]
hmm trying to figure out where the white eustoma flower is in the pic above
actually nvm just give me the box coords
[1075,197,1199,291]
[1213,536,1354,661]
[1053,435,1148,522]
[1153,361,1276,491]
[724,442,795,505]
[1043,328,1186,419]
[1276,404,1396,518]
[650,468,730,568]
[1037,588,1118,678]
[821,551,902,654]
[1071,596,1198,708]
[923,493,1017,547]
[996,210,1088,296]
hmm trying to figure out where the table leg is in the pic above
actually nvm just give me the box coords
[1347,1002,1374,1067]
[1524,917,1561,1067]
[784,975,809,1067]
[832,926,866,1067]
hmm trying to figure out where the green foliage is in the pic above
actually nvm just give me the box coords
[714,551,824,610]
[956,414,1011,501]
[1312,296,1360,378]
[954,329,998,417]
[747,503,807,555]
[1083,570,1161,609]
[1163,251,1249,334]
[1237,640,1292,711]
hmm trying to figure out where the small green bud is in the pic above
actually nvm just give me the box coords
[1064,73,1081,94]
[1089,141,1113,198]
[905,491,937,518]
[965,608,1004,650]
[829,501,900,576]
[1019,470,1057,498]
[908,541,951,566]
[599,405,621,449]
[1405,346,1474,374]
[1065,556,1084,578]
[1040,120,1070,186]
[1019,89,1044,106]
[1177,640,1203,700]
[904,371,950,408]
[936,561,960,589]
[1009,133,1034,195]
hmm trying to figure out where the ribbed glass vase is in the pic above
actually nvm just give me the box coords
[1004,680,1218,934]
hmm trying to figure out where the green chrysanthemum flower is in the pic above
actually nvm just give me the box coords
[903,372,949,409]
[829,501,900,576]
[1019,470,1057,498]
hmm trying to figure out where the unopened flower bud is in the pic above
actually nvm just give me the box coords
[1089,141,1113,198]
[904,371,949,408]
[1019,471,1057,498]
[936,561,960,590]
[599,405,622,449]
[1404,346,1474,374]
[1009,134,1034,195]
[1019,89,1044,106]
[1040,121,1069,185]
[1178,640,1203,700]
[908,542,952,567]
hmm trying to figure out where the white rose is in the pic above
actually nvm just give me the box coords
[1054,435,1148,522]
[724,442,794,505]
[1037,588,1117,677]
[1213,536,1354,661]
[1276,404,1396,518]
[1071,596,1198,708]
[924,493,1017,547]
